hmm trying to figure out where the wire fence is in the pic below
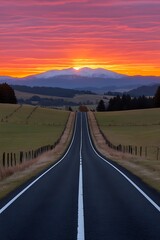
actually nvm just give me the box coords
[95,117,160,161]
[0,112,71,169]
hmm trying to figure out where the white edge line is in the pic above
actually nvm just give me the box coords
[0,114,78,215]
[77,113,85,240]
[85,113,160,213]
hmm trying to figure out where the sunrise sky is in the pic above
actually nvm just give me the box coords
[0,0,160,77]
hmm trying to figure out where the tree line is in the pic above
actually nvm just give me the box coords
[97,86,160,111]
[0,83,17,104]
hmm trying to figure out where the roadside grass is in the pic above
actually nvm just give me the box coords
[0,104,69,166]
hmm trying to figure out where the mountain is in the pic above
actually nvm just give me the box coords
[34,67,125,79]
[0,68,160,91]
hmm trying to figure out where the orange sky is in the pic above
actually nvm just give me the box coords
[0,0,160,78]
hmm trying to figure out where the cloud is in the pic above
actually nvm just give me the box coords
[0,0,160,76]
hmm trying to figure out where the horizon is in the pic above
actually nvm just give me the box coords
[0,67,126,78]
[1,66,160,79]
[0,0,160,78]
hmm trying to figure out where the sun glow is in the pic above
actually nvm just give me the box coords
[73,66,81,70]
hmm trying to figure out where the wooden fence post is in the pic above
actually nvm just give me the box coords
[129,145,131,153]
[7,153,10,167]
[28,151,31,160]
[131,146,133,154]
[14,153,16,166]
[20,151,23,164]
[10,153,13,167]
[140,146,142,157]
[3,152,5,167]
[31,150,33,159]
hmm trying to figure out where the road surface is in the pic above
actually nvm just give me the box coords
[0,113,160,240]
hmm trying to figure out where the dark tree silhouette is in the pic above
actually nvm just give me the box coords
[122,94,131,110]
[0,83,17,104]
[68,106,73,111]
[154,86,160,107]
[96,100,106,111]
[107,94,154,111]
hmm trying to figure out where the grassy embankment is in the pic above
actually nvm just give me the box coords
[90,108,160,191]
[0,104,73,199]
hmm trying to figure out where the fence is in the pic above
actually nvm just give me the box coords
[95,117,160,161]
[1,144,54,168]
[0,112,71,169]
[1,105,22,122]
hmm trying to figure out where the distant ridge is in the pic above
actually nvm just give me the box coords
[128,84,160,97]
[0,67,160,91]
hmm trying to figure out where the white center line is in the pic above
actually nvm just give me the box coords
[77,114,85,240]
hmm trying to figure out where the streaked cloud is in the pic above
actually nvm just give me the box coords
[0,0,160,77]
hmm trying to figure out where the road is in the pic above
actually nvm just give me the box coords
[0,112,160,240]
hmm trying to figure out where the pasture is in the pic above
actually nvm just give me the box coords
[15,90,103,105]
[0,104,69,166]
[95,108,160,160]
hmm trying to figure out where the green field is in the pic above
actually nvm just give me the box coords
[95,108,160,159]
[15,90,103,105]
[0,104,69,165]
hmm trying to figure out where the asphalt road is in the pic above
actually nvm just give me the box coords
[0,112,160,240]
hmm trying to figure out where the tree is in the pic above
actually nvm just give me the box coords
[107,95,122,111]
[154,86,160,107]
[107,94,154,111]
[122,94,131,110]
[68,106,73,111]
[96,100,106,111]
[0,83,17,104]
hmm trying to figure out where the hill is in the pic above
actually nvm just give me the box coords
[127,84,160,97]
[12,85,101,107]
[11,85,95,98]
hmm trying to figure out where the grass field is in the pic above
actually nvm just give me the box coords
[95,108,160,160]
[0,104,69,166]
[15,90,103,105]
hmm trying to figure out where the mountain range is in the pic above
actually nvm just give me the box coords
[34,67,124,79]
[0,67,160,92]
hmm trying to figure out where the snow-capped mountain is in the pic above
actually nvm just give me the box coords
[34,67,125,79]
